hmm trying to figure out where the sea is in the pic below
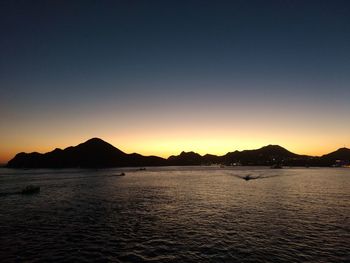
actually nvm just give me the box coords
[0,166,349,262]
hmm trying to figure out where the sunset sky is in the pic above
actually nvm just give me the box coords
[1,0,350,164]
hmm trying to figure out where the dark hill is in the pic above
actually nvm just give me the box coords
[168,151,203,165]
[253,145,297,157]
[317,147,350,166]
[202,154,222,165]
[321,147,350,160]
[167,145,300,166]
[223,145,299,165]
[7,138,166,168]
[6,138,347,168]
[126,153,167,167]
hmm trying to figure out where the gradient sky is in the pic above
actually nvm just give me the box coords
[1,0,350,163]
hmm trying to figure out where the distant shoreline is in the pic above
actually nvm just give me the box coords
[5,138,350,169]
[3,165,350,171]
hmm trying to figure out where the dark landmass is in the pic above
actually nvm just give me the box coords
[168,151,203,166]
[6,138,350,168]
[7,138,166,168]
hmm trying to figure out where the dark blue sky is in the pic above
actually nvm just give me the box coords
[1,0,350,161]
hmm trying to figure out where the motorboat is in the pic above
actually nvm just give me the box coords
[114,172,125,176]
[243,175,252,181]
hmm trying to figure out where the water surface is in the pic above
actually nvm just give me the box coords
[0,167,349,262]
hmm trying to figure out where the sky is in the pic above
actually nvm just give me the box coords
[1,0,350,163]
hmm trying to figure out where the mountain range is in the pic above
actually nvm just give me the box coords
[6,138,350,168]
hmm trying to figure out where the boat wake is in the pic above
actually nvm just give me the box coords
[229,172,285,181]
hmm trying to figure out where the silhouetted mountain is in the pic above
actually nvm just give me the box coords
[321,147,350,160]
[168,151,203,165]
[6,138,350,168]
[223,145,299,165]
[7,138,166,168]
[126,153,167,167]
[317,147,350,166]
[202,154,221,165]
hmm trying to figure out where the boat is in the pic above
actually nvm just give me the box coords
[243,175,251,181]
[21,185,40,195]
[114,172,125,176]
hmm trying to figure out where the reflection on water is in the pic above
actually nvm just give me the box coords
[0,167,349,262]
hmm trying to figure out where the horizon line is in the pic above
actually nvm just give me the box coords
[3,137,348,164]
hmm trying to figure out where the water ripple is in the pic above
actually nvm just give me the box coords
[0,167,349,262]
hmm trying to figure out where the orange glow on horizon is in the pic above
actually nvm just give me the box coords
[0,134,347,164]
[1,105,348,164]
